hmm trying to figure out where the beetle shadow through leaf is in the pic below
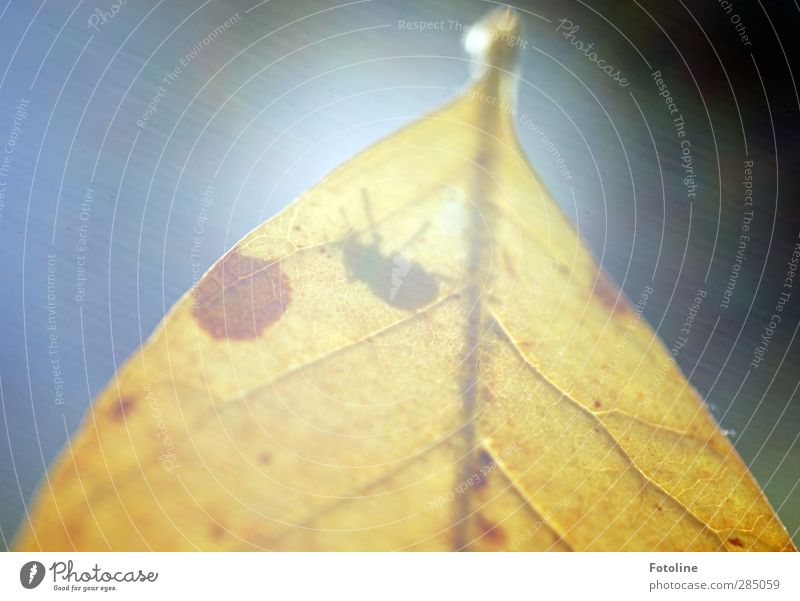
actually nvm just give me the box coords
[341,190,440,310]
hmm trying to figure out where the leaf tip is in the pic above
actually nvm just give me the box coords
[464,6,523,73]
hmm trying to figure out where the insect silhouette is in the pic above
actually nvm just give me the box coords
[341,190,440,311]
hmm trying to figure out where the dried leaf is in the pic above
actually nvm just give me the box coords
[16,8,794,551]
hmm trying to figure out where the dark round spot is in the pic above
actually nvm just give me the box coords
[478,449,494,469]
[209,522,225,540]
[193,249,292,340]
[110,396,135,421]
[476,514,505,544]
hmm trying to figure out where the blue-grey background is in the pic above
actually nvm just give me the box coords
[1,0,799,548]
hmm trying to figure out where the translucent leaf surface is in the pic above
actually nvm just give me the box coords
[16,9,794,552]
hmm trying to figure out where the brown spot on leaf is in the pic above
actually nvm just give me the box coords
[209,522,225,540]
[476,514,505,544]
[193,249,291,340]
[478,449,494,469]
[257,452,272,465]
[593,269,629,315]
[110,396,135,421]
[728,537,745,548]
[593,400,602,409]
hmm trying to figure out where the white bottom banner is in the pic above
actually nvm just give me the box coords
[1,552,798,600]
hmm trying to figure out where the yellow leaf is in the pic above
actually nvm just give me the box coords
[16,8,794,551]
